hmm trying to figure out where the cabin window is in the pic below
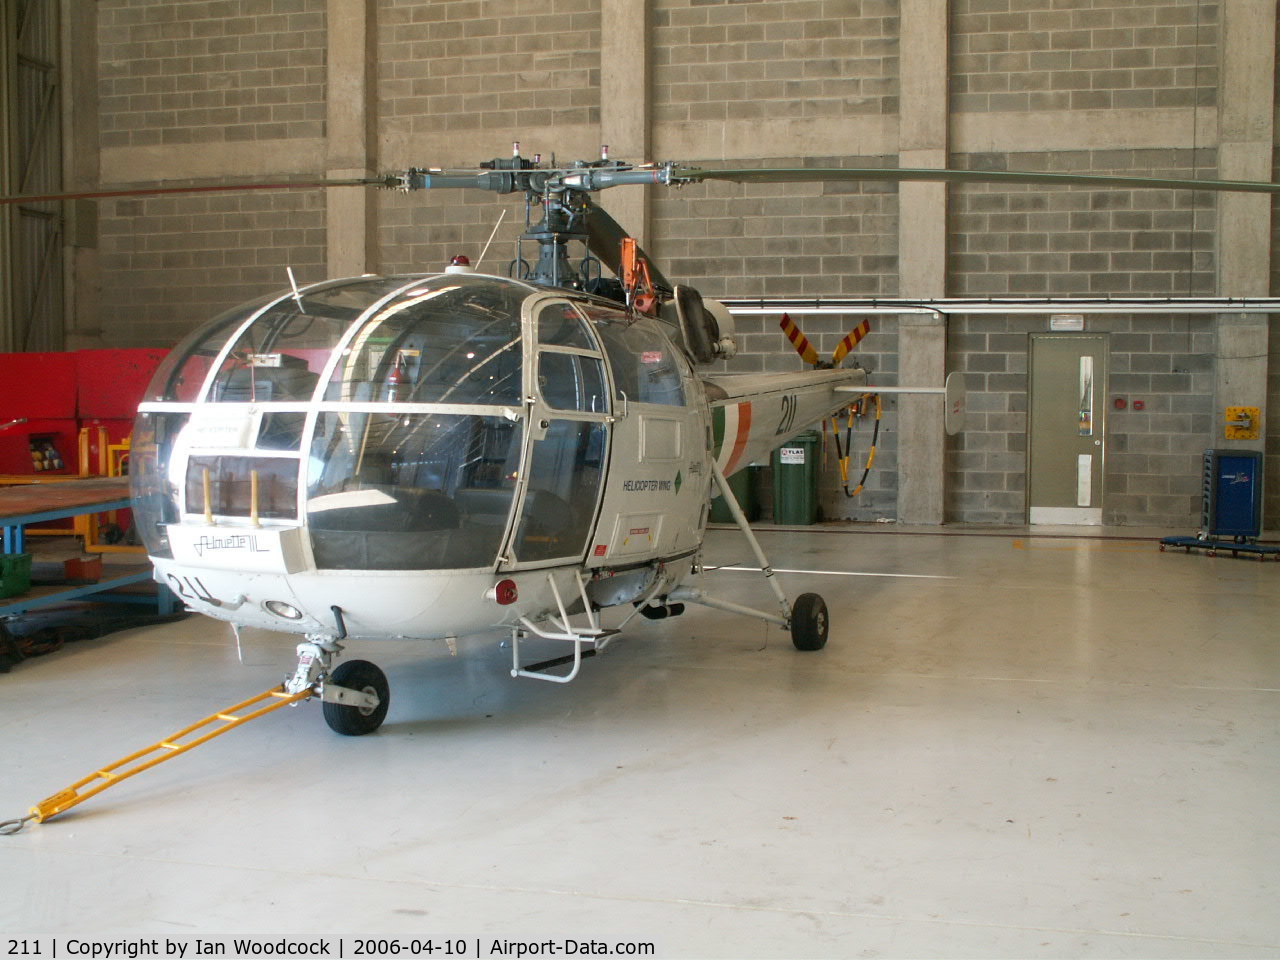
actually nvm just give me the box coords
[511,419,606,564]
[537,302,594,349]
[537,352,608,413]
[324,280,526,405]
[533,300,608,413]
[145,298,273,403]
[184,456,299,520]
[208,279,405,404]
[583,310,686,407]
[130,411,191,558]
[305,412,522,569]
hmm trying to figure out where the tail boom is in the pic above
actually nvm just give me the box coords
[706,367,869,476]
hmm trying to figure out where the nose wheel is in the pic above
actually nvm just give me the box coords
[285,639,390,736]
[321,659,390,735]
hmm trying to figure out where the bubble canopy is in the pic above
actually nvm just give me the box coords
[129,273,646,573]
[142,274,534,406]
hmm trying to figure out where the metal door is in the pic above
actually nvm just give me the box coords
[1027,334,1108,525]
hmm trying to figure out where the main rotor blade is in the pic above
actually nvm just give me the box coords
[584,202,673,291]
[672,166,1280,195]
[0,177,376,206]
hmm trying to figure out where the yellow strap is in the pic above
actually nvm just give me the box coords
[29,685,311,823]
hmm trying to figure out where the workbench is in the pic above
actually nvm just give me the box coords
[0,477,169,617]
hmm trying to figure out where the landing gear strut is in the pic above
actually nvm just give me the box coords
[285,636,389,735]
[671,461,833,652]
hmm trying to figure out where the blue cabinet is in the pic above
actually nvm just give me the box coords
[1202,449,1263,540]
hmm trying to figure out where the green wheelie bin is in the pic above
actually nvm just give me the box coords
[771,430,821,524]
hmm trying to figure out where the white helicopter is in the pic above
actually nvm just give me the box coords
[122,147,1280,737]
[122,148,958,737]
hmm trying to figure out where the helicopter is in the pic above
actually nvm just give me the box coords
[22,146,1277,738]
[114,146,970,737]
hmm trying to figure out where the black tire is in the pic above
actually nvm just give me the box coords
[322,659,390,736]
[790,593,829,651]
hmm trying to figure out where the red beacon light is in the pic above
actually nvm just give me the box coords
[445,254,474,275]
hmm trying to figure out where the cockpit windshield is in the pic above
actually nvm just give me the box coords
[306,411,522,570]
[324,278,526,406]
[132,274,550,573]
[208,279,409,404]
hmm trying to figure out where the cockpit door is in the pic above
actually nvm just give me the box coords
[580,306,709,566]
[500,300,611,570]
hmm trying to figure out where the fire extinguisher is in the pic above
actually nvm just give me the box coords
[384,353,408,402]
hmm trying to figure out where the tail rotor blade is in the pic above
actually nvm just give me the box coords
[779,313,820,366]
[831,319,871,366]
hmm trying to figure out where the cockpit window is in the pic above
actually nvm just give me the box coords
[537,302,594,349]
[325,279,526,405]
[581,307,687,407]
[306,411,522,569]
[533,301,608,414]
[144,296,274,402]
[538,352,608,413]
[207,279,407,403]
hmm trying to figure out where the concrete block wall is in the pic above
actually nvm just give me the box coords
[652,0,899,125]
[651,163,899,300]
[379,0,601,139]
[98,0,327,149]
[952,0,1218,113]
[1104,316,1216,526]
[376,0,602,275]
[650,159,902,520]
[79,0,1278,530]
[950,150,1218,296]
[95,0,330,346]
[378,189,525,276]
[946,147,1219,524]
[98,191,327,345]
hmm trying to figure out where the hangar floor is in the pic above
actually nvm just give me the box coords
[2,525,1278,958]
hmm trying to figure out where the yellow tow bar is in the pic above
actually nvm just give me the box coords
[0,684,312,834]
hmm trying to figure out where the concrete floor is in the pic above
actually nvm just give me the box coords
[2,525,1278,957]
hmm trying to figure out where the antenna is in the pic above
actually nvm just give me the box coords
[476,210,507,271]
[286,266,304,309]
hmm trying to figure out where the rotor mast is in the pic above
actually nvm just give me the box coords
[382,143,675,289]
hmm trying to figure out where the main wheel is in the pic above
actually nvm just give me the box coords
[322,659,390,736]
[790,593,829,651]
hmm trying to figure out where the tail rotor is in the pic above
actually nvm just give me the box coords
[778,313,871,368]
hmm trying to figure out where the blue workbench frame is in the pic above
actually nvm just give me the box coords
[2,493,175,616]
[2,496,133,554]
